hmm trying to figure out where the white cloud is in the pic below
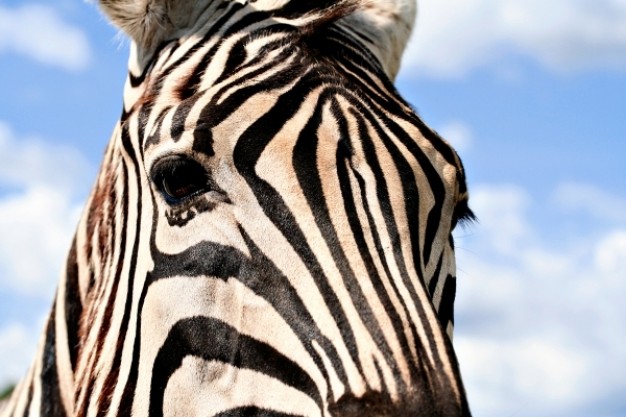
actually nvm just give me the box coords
[0,122,92,193]
[467,184,533,255]
[553,182,626,224]
[456,336,594,415]
[595,230,626,275]
[0,3,91,71]
[0,122,91,389]
[0,323,40,389]
[437,121,473,153]
[0,122,90,297]
[399,0,626,78]
[0,187,83,297]
[454,183,626,416]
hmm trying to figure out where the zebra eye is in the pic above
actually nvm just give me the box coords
[151,156,209,204]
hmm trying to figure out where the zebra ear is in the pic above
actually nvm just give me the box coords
[99,0,169,49]
[341,0,416,80]
[98,0,206,52]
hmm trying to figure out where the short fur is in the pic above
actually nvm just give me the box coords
[1,1,473,416]
[99,0,415,79]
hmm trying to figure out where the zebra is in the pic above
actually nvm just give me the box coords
[1,0,475,415]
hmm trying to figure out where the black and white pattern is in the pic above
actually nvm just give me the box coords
[1,1,473,415]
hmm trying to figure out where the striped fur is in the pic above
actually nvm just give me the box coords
[2,1,473,416]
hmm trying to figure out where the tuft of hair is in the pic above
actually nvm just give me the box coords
[98,0,416,80]
[99,0,172,51]
[277,0,358,23]
[282,0,415,79]
[343,0,416,79]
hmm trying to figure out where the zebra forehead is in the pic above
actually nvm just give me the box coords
[101,0,416,81]
[99,0,355,52]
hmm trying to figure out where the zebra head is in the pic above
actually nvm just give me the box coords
[2,1,474,416]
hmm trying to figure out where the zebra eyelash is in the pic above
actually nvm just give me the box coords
[452,199,477,229]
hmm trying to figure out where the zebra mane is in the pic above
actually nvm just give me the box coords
[98,0,415,79]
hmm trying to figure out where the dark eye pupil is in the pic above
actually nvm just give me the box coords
[152,157,208,204]
[162,173,201,200]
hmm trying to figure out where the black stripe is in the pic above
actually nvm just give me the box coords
[276,0,353,20]
[346,107,454,395]
[64,238,82,372]
[39,305,67,417]
[239,231,348,401]
[146,227,347,404]
[149,317,322,417]
[428,253,445,303]
[116,125,146,416]
[333,102,423,387]
[346,122,436,389]
[171,6,268,101]
[233,72,365,379]
[351,99,446,268]
[213,408,299,417]
[292,92,400,384]
[21,382,33,417]
[437,275,456,328]
[95,162,130,413]
[150,241,243,280]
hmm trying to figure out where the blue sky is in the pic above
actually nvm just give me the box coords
[0,0,625,416]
